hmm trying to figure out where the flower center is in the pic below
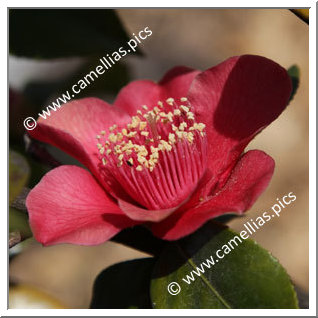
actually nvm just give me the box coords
[96,97,207,210]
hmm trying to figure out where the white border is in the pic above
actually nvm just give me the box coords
[3,1,316,316]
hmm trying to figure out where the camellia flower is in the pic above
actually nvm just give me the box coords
[26,55,292,246]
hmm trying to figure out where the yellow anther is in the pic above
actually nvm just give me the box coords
[141,131,149,137]
[180,105,189,113]
[139,121,147,131]
[108,133,117,143]
[153,106,160,114]
[169,133,176,144]
[187,112,195,120]
[109,124,117,132]
[173,109,181,116]
[179,122,187,131]
[166,97,174,105]
[136,165,143,171]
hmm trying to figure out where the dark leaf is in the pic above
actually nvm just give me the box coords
[90,258,155,309]
[287,65,300,103]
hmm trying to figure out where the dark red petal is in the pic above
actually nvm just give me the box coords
[26,165,137,246]
[188,55,292,191]
[159,66,200,99]
[151,150,275,240]
[28,98,129,196]
[114,66,199,115]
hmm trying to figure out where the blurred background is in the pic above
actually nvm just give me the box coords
[9,9,308,308]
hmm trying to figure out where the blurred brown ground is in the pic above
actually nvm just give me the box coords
[10,9,309,308]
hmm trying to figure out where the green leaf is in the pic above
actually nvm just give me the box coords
[90,258,155,309]
[287,65,300,103]
[9,150,30,204]
[151,222,298,309]
[9,9,141,59]
[9,207,32,240]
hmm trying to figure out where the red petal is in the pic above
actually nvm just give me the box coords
[152,150,275,240]
[118,199,179,222]
[26,165,136,246]
[28,98,129,196]
[188,55,292,192]
[114,66,199,115]
[114,80,162,116]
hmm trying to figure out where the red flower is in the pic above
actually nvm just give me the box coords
[26,55,292,246]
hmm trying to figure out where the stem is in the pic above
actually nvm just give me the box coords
[10,187,30,212]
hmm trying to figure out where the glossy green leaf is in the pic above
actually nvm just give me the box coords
[9,9,141,59]
[9,150,30,204]
[90,258,155,309]
[151,222,298,309]
[287,65,300,103]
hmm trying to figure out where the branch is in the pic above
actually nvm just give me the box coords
[9,231,23,248]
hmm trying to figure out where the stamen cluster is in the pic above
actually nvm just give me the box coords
[96,97,206,172]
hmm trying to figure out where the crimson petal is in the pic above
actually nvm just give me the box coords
[26,165,137,246]
[188,55,292,193]
[152,150,275,240]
